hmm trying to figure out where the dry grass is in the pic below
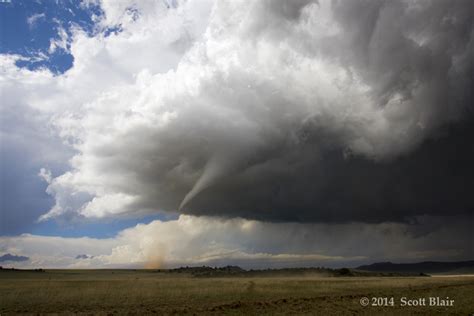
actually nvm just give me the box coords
[1,270,473,315]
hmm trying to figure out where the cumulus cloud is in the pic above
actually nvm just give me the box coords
[0,215,471,269]
[2,0,473,224]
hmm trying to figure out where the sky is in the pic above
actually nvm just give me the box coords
[0,0,473,269]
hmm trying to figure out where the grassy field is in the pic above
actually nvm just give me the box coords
[1,269,473,315]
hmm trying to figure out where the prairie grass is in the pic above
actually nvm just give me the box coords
[1,270,473,315]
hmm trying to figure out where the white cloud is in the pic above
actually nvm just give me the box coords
[27,13,45,28]
[48,26,69,54]
[0,215,471,269]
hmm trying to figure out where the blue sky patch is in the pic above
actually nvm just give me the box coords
[0,0,104,74]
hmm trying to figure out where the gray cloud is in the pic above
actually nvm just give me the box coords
[75,254,94,259]
[0,81,72,235]
[3,0,472,224]
[0,253,29,262]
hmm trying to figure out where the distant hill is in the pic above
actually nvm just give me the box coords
[356,261,474,274]
[156,265,425,277]
[1,265,425,277]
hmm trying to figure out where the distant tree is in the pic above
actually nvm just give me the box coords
[338,268,352,276]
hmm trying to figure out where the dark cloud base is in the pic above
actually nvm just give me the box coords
[184,117,474,223]
[0,253,29,262]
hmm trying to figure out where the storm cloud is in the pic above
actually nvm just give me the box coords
[4,0,473,224]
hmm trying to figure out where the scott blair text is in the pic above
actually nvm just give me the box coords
[400,297,454,307]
